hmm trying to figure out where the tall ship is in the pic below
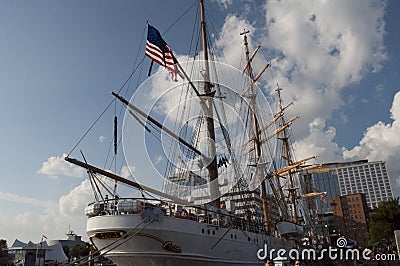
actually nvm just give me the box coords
[65,1,322,265]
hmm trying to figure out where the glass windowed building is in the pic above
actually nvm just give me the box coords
[336,160,393,209]
[309,160,394,210]
[307,163,342,213]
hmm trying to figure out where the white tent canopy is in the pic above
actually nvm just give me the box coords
[10,239,68,263]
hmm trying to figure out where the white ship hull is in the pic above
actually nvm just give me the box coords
[87,214,297,265]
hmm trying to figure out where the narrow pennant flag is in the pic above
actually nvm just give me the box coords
[145,24,183,81]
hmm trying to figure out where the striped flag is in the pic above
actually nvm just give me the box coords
[145,24,183,81]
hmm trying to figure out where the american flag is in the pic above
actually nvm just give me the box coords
[145,24,182,81]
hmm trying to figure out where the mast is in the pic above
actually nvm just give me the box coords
[241,30,270,232]
[276,86,298,223]
[200,0,219,207]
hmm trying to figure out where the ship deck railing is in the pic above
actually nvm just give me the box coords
[86,197,266,234]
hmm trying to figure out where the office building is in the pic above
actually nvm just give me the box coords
[310,160,394,211]
[335,160,393,209]
[307,163,342,213]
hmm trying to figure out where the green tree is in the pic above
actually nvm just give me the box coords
[62,245,71,258]
[369,198,400,244]
[70,243,90,258]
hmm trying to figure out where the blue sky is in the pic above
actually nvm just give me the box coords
[0,0,399,244]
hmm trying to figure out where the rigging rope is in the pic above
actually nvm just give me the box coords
[162,0,197,35]
[66,14,149,160]
[68,1,197,159]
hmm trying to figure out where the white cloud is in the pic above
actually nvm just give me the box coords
[0,192,55,208]
[343,91,400,187]
[256,0,386,142]
[215,0,233,10]
[205,1,385,164]
[13,208,87,243]
[7,174,139,243]
[120,165,134,178]
[293,117,343,163]
[216,15,255,67]
[1,190,86,243]
[265,0,385,87]
[59,179,93,217]
[37,154,85,179]
[154,154,163,165]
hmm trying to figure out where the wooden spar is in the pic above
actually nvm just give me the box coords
[272,156,316,177]
[244,116,299,155]
[200,0,210,73]
[241,29,271,233]
[243,113,283,147]
[253,63,270,83]
[259,115,299,143]
[242,62,270,96]
[265,157,317,182]
[243,102,293,147]
[267,177,290,220]
[297,191,326,199]
[171,53,201,97]
[111,92,203,157]
[259,113,282,134]
[283,191,326,201]
[127,109,150,132]
[275,86,299,223]
[277,102,294,116]
[242,45,261,73]
[279,164,321,177]
[65,157,193,206]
